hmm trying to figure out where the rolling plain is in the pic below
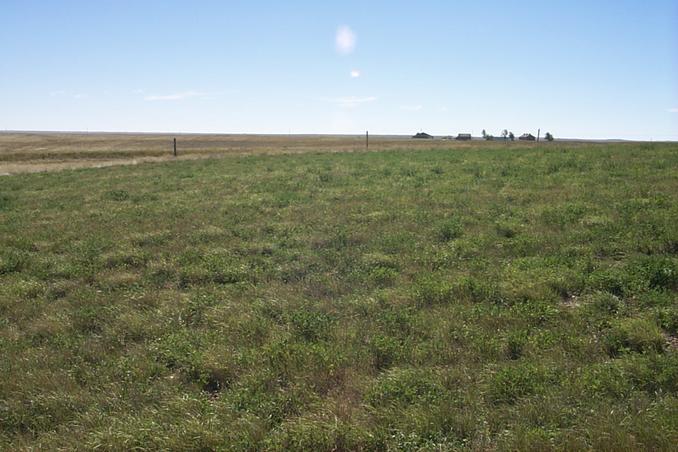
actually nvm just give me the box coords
[1,133,677,450]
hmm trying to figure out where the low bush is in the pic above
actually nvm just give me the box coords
[604,317,665,356]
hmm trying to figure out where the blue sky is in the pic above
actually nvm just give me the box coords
[2,0,677,139]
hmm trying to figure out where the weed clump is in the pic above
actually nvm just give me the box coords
[0,251,25,275]
[412,275,454,307]
[437,218,463,242]
[104,189,130,201]
[604,318,665,356]
[0,194,11,211]
[369,334,404,370]
[486,363,558,404]
[505,330,529,360]
[366,367,445,406]
[289,308,334,342]
[589,291,621,315]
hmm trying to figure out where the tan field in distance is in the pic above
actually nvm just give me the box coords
[0,131,575,175]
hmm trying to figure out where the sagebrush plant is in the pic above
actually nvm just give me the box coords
[0,141,677,450]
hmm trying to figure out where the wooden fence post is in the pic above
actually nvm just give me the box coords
[173,138,177,157]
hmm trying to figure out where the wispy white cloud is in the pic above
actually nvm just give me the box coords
[668,108,678,113]
[49,90,87,99]
[350,69,361,78]
[400,105,423,112]
[439,106,449,112]
[144,90,208,101]
[336,25,356,55]
[321,96,377,108]
[143,90,233,101]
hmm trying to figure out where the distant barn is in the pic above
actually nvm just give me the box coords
[412,132,434,139]
[456,133,472,141]
[519,133,536,141]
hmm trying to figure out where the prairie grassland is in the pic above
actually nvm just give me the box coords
[0,140,677,450]
[0,132,499,174]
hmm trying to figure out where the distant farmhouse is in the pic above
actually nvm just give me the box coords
[456,133,472,141]
[519,133,536,141]
[412,132,434,139]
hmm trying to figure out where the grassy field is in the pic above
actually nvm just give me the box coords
[1,139,677,450]
[0,132,489,175]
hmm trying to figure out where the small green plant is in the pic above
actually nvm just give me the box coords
[366,367,445,406]
[369,334,404,370]
[486,363,557,404]
[289,309,334,342]
[0,251,25,275]
[654,307,678,335]
[505,330,529,360]
[437,218,463,242]
[589,291,621,315]
[413,275,454,306]
[0,194,11,211]
[604,318,665,356]
[105,189,130,201]
[495,221,517,238]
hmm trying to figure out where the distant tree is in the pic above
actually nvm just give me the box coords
[484,134,494,141]
[545,132,554,141]
[509,132,515,141]
[501,129,508,140]
[481,129,487,139]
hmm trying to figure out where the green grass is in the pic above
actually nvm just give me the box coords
[1,142,677,450]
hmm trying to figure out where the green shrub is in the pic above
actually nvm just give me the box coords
[412,275,454,306]
[588,258,678,297]
[266,416,374,451]
[102,249,148,269]
[366,367,445,406]
[289,308,334,342]
[361,253,399,286]
[178,251,250,287]
[604,318,665,356]
[453,276,503,304]
[634,256,677,291]
[0,251,25,275]
[589,291,621,315]
[654,307,678,335]
[0,194,11,211]
[541,203,587,227]
[486,363,558,404]
[369,334,404,370]
[495,221,518,238]
[578,354,678,398]
[587,266,636,297]
[506,330,529,360]
[104,189,130,201]
[368,266,398,286]
[577,360,633,398]
[437,218,463,242]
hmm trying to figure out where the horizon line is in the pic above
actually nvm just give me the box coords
[0,129,676,143]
